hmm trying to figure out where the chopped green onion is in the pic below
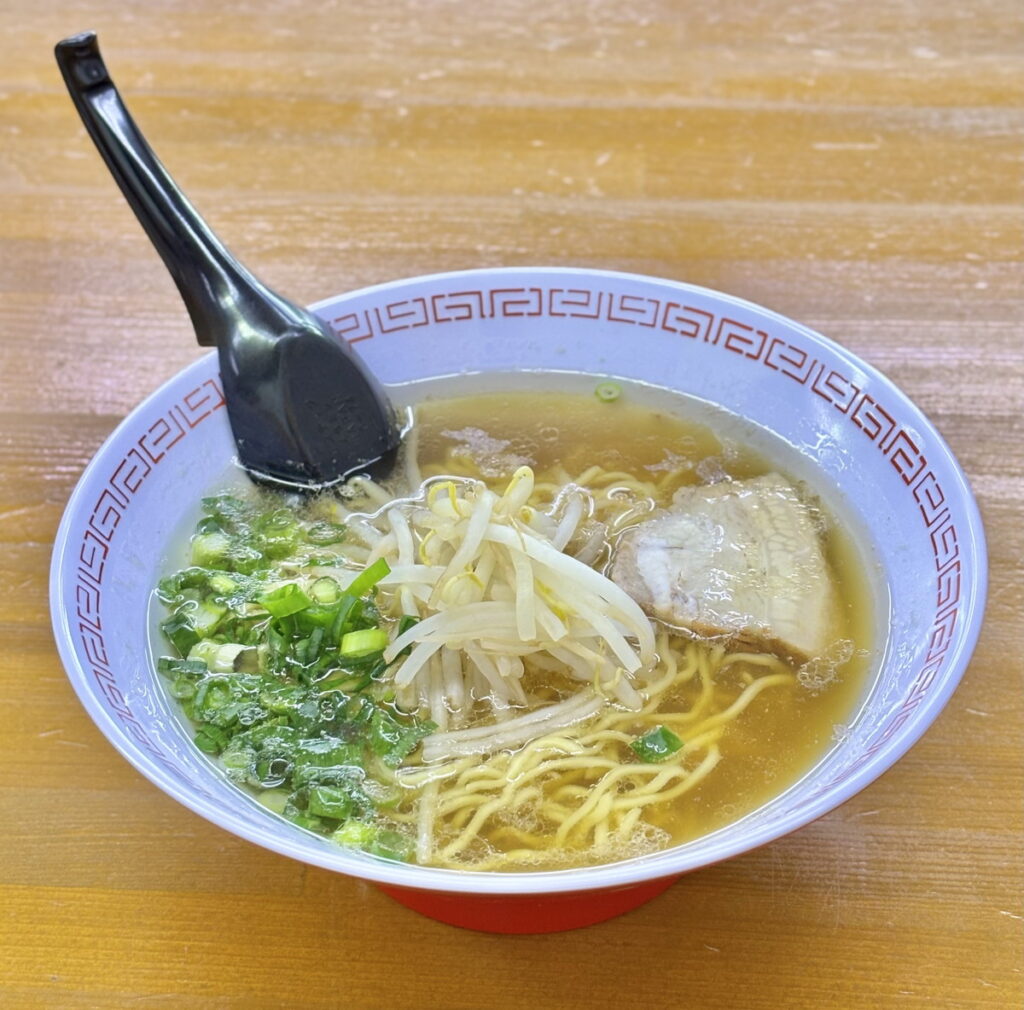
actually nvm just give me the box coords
[294,736,361,769]
[186,641,257,675]
[319,669,373,693]
[155,496,435,861]
[305,626,325,663]
[630,725,683,763]
[328,594,360,643]
[307,784,355,820]
[368,828,413,862]
[294,604,339,633]
[309,576,341,604]
[191,531,231,566]
[211,643,258,673]
[397,615,420,636]
[288,811,325,832]
[194,724,230,754]
[340,628,389,659]
[168,677,198,701]
[161,613,200,657]
[156,657,207,677]
[192,598,227,635]
[306,521,347,546]
[594,381,622,403]
[257,583,313,619]
[371,709,436,767]
[201,494,251,529]
[207,573,238,595]
[343,558,390,599]
[265,624,288,667]
[332,820,375,848]
[188,640,224,670]
[222,743,255,775]
[257,788,290,814]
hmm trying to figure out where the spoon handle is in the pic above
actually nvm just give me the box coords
[54,31,288,347]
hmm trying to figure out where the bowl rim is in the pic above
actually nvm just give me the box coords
[50,266,989,895]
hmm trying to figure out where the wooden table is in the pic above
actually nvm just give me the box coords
[2,2,1021,1007]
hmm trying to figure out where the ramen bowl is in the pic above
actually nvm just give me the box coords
[50,267,986,933]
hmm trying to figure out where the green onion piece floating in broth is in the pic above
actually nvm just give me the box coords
[332,820,375,848]
[344,558,390,599]
[191,531,232,566]
[307,784,356,820]
[396,614,420,636]
[368,828,414,862]
[309,576,341,604]
[594,381,622,403]
[306,520,347,546]
[194,723,231,755]
[340,627,389,659]
[157,657,208,677]
[630,725,683,763]
[257,582,313,619]
[161,613,200,658]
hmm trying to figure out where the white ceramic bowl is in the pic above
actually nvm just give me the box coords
[50,268,986,932]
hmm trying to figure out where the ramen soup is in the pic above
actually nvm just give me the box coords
[152,375,875,872]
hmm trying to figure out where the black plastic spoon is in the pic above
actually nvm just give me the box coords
[55,31,401,491]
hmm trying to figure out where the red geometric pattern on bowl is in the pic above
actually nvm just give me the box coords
[74,378,225,776]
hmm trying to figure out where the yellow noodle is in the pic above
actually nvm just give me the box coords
[489,825,549,849]
[608,748,722,813]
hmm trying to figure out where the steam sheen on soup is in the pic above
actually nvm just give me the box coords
[152,376,874,871]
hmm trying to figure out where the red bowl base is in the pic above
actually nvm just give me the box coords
[376,875,681,933]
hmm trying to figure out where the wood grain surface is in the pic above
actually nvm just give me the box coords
[1,1,1021,1007]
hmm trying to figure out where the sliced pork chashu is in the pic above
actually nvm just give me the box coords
[610,474,838,661]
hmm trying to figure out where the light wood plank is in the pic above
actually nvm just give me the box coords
[1,1,1020,1007]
